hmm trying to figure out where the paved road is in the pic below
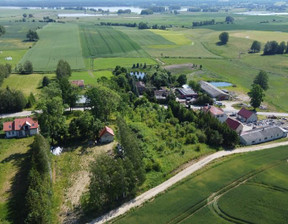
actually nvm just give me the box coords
[89,140,288,224]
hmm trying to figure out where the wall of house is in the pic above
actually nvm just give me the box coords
[100,133,114,143]
[246,114,258,123]
[5,131,17,138]
[216,114,228,123]
[236,125,243,135]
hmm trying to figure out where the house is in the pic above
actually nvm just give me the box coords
[240,126,287,145]
[200,81,229,100]
[202,105,228,123]
[99,126,114,143]
[226,117,243,134]
[136,81,146,95]
[70,80,85,88]
[176,88,198,99]
[237,108,257,123]
[3,117,39,138]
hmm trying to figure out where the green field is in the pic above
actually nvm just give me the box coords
[80,25,148,58]
[114,146,288,224]
[69,70,113,85]
[20,23,85,72]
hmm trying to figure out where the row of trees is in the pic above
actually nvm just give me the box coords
[192,19,215,27]
[25,134,53,223]
[263,40,288,55]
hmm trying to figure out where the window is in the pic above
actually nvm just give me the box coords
[259,139,261,141]
[264,137,267,140]
[252,141,255,144]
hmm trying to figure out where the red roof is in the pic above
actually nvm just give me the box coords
[71,80,85,87]
[99,126,115,137]
[238,108,254,119]
[3,117,39,132]
[203,106,224,116]
[226,118,241,130]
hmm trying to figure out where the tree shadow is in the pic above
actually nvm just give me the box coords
[5,151,31,224]
[216,41,226,46]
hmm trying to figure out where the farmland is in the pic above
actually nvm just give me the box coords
[20,23,85,72]
[113,145,288,224]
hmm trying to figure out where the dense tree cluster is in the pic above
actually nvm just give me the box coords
[0,63,12,85]
[140,9,153,15]
[117,9,131,14]
[263,40,287,55]
[26,29,39,41]
[16,60,34,74]
[0,25,5,37]
[100,22,137,27]
[250,40,261,53]
[225,16,235,24]
[192,19,215,27]
[25,134,53,223]
[0,87,27,113]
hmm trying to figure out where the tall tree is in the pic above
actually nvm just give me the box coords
[0,25,6,37]
[219,32,229,44]
[58,78,79,110]
[263,41,278,55]
[56,60,71,80]
[250,40,261,53]
[86,86,121,120]
[23,60,33,74]
[277,41,286,54]
[253,70,269,91]
[225,16,234,24]
[26,29,39,41]
[248,84,265,110]
[177,74,187,86]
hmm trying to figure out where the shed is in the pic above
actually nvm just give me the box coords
[237,108,257,123]
[99,126,115,143]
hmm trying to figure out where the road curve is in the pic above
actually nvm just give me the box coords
[89,140,288,224]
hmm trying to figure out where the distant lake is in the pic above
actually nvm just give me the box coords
[236,11,288,16]
[209,82,232,87]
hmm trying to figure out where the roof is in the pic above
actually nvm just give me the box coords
[200,81,229,98]
[177,88,197,96]
[226,117,242,130]
[238,108,255,119]
[136,81,146,88]
[3,117,39,132]
[203,106,224,116]
[240,126,285,143]
[71,80,85,87]
[99,126,115,137]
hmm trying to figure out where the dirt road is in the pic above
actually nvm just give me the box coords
[89,140,288,224]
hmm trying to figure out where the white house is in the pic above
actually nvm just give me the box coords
[237,108,257,123]
[3,117,39,138]
[202,105,228,123]
[240,126,287,145]
[99,126,115,143]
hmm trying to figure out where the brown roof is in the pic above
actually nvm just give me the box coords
[238,108,255,119]
[226,118,241,130]
[203,106,224,116]
[99,126,115,137]
[3,117,39,132]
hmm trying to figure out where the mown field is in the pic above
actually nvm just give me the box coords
[113,146,288,224]
[20,23,85,72]
[80,25,148,58]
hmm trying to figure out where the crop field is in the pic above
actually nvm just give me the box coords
[20,23,85,72]
[2,73,55,96]
[113,146,288,224]
[80,25,148,58]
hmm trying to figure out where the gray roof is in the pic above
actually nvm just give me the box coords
[200,81,229,98]
[177,88,197,96]
[240,126,286,143]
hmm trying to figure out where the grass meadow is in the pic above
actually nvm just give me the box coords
[20,23,85,72]
[113,146,288,224]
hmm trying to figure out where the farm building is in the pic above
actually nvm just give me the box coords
[240,126,287,145]
[176,88,198,99]
[154,88,170,102]
[200,81,229,100]
[136,81,146,95]
[237,108,257,123]
[202,105,228,123]
[226,117,243,134]
[99,126,115,143]
[3,117,39,138]
[70,80,85,88]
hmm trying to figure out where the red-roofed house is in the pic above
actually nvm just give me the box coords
[226,117,243,134]
[237,108,257,123]
[99,126,115,143]
[202,105,228,123]
[3,117,39,138]
[70,80,85,88]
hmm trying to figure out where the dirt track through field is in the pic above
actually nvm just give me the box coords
[89,140,288,224]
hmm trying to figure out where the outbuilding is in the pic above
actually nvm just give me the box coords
[99,126,115,143]
[200,81,229,100]
[202,105,228,123]
[226,117,243,134]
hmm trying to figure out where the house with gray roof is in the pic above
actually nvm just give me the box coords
[200,81,229,100]
[240,126,287,145]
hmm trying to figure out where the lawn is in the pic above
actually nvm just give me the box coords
[0,137,34,224]
[0,50,28,68]
[80,25,148,58]
[2,73,55,97]
[113,145,288,224]
[69,70,113,85]
[20,23,85,72]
